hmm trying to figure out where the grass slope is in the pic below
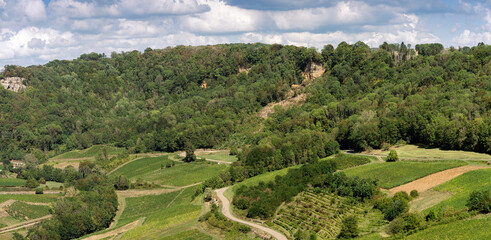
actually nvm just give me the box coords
[195,150,237,163]
[5,201,50,220]
[0,194,60,204]
[119,186,204,239]
[52,145,125,160]
[0,178,26,187]
[343,161,467,189]
[406,215,491,240]
[428,168,491,211]
[109,155,174,179]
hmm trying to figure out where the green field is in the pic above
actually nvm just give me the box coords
[159,229,212,240]
[5,201,50,220]
[428,168,491,211]
[343,161,467,189]
[406,215,491,240]
[378,145,491,160]
[126,160,228,187]
[0,194,60,204]
[52,145,126,160]
[195,150,238,163]
[323,154,374,170]
[119,186,204,239]
[109,155,175,179]
[0,178,26,187]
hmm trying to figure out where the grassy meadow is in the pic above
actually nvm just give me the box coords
[109,155,175,179]
[377,145,491,160]
[343,161,467,189]
[0,178,26,187]
[0,194,60,204]
[406,215,490,240]
[195,150,238,163]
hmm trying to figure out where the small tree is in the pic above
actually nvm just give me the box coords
[386,150,398,162]
[410,190,419,198]
[35,187,44,194]
[183,143,196,163]
[337,215,359,239]
[25,178,39,188]
[466,190,491,213]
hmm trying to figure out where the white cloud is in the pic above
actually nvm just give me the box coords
[0,27,76,60]
[48,0,210,19]
[452,29,491,45]
[180,0,261,33]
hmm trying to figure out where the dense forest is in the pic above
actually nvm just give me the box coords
[0,42,490,162]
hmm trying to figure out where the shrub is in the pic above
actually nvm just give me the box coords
[384,199,409,221]
[25,178,39,188]
[234,198,250,210]
[386,150,398,162]
[230,146,239,156]
[410,190,419,198]
[387,217,405,235]
[338,215,359,239]
[466,190,491,213]
[38,177,46,184]
[204,188,213,202]
[35,188,44,194]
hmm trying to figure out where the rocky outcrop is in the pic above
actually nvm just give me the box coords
[0,77,26,92]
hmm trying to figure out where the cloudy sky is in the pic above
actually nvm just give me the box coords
[0,0,490,67]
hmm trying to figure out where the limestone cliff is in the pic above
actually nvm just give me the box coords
[0,77,26,92]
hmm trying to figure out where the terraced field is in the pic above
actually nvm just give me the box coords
[51,145,126,160]
[272,190,386,239]
[0,178,26,187]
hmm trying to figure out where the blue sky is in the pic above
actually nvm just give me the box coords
[0,0,490,68]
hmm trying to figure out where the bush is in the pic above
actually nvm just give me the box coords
[466,190,491,213]
[25,178,39,188]
[35,188,44,194]
[230,146,239,156]
[234,198,250,210]
[338,215,359,239]
[387,217,405,235]
[386,150,398,162]
[410,190,419,198]
[204,188,213,202]
[384,199,409,221]
[38,177,46,184]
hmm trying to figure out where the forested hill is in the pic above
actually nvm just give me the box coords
[0,42,490,161]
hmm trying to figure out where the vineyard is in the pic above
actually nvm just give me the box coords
[271,189,386,239]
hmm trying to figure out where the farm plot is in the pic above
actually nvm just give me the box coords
[0,194,60,204]
[5,201,50,221]
[427,168,491,212]
[137,161,228,187]
[343,161,467,189]
[272,189,386,239]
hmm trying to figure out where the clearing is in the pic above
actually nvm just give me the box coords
[370,144,491,161]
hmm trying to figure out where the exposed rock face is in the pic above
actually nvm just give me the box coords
[0,77,26,92]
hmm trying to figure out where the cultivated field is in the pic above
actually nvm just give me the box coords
[343,161,467,189]
[109,155,175,179]
[51,145,126,160]
[0,178,26,187]
[272,189,386,239]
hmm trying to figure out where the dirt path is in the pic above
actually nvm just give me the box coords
[389,165,488,194]
[215,187,288,240]
[83,219,142,240]
[0,215,52,234]
[116,182,201,198]
[0,191,61,195]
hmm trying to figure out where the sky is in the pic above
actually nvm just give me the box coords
[0,0,490,68]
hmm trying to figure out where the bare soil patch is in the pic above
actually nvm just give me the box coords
[389,165,487,194]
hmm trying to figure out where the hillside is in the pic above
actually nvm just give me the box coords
[0,42,490,240]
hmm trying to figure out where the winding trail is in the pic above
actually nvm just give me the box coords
[389,165,488,194]
[215,187,288,240]
[0,215,52,234]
